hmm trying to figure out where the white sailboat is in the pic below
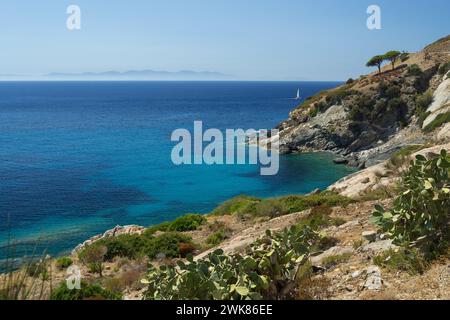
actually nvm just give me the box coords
[295,89,301,100]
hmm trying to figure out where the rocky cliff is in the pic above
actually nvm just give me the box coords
[276,35,450,168]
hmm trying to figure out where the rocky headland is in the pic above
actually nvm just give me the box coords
[275,35,450,168]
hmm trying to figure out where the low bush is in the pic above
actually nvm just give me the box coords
[167,214,206,232]
[296,206,343,231]
[211,195,260,216]
[78,245,107,276]
[206,229,229,246]
[50,281,122,300]
[325,88,357,106]
[372,150,450,258]
[313,236,340,252]
[95,234,147,261]
[438,62,450,76]
[253,199,289,218]
[407,64,422,77]
[146,232,194,259]
[399,52,409,62]
[423,112,450,132]
[178,242,196,257]
[374,248,427,275]
[388,145,425,169]
[55,257,73,270]
[352,239,365,250]
[275,192,353,215]
[416,91,433,112]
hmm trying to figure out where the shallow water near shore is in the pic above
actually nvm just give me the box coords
[0,81,355,261]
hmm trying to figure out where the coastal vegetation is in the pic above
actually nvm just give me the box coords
[140,150,449,300]
[211,192,352,218]
[1,36,449,301]
[372,150,450,259]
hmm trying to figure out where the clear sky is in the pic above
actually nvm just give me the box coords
[0,0,448,80]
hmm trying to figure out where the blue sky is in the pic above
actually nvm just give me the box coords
[0,0,448,80]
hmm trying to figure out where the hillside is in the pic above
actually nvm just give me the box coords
[276,35,450,168]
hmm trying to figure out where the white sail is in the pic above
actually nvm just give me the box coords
[296,89,300,100]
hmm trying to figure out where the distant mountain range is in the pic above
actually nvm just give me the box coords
[0,70,233,81]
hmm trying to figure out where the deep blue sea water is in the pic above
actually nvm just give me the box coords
[0,81,355,260]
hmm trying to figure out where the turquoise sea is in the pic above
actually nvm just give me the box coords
[0,81,356,261]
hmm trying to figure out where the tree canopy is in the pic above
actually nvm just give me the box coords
[366,55,385,74]
[384,51,401,70]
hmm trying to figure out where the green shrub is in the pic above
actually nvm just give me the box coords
[423,112,450,132]
[407,64,422,76]
[308,106,319,118]
[78,245,107,276]
[55,257,73,270]
[146,232,194,259]
[96,234,148,261]
[144,221,171,236]
[275,192,353,215]
[313,236,340,252]
[438,62,450,76]
[374,248,427,275]
[416,91,433,111]
[384,85,401,99]
[389,145,425,167]
[206,230,228,246]
[417,111,431,127]
[352,239,365,250]
[372,150,450,258]
[50,281,122,300]
[211,195,260,216]
[167,214,206,232]
[1,252,52,300]
[346,78,354,85]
